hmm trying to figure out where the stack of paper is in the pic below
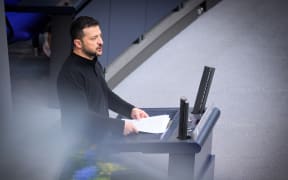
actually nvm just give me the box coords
[122,115,170,133]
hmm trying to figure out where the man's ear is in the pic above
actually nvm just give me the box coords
[74,39,82,49]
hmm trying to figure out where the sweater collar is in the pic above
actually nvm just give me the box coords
[71,52,98,65]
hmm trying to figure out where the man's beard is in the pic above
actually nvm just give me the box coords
[82,46,97,59]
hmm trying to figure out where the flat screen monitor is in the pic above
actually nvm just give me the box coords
[192,66,215,115]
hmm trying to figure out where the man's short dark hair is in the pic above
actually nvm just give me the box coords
[70,16,100,40]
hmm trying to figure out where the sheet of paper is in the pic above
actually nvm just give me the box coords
[122,115,170,134]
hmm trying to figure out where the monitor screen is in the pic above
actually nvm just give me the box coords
[192,66,215,115]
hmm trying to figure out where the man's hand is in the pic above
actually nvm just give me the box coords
[123,108,149,136]
[123,120,138,136]
[130,107,149,120]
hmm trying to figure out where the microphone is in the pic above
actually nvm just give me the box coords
[177,97,190,140]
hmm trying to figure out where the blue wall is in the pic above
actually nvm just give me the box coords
[77,0,184,67]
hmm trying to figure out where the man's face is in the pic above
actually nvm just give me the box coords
[81,25,103,57]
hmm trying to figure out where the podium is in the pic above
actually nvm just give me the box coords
[103,107,221,180]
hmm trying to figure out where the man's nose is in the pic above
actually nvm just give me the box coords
[98,37,103,45]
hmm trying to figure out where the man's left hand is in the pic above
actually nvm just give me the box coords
[130,107,149,120]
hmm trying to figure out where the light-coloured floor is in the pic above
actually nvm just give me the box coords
[113,0,288,179]
[7,0,288,179]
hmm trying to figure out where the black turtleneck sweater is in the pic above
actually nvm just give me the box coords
[57,53,134,142]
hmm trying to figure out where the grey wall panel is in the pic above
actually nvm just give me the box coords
[145,0,184,32]
[0,0,13,173]
[0,0,12,126]
[76,0,111,67]
[108,0,146,64]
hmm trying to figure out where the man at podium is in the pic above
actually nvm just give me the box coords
[57,16,149,143]
[57,16,149,180]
